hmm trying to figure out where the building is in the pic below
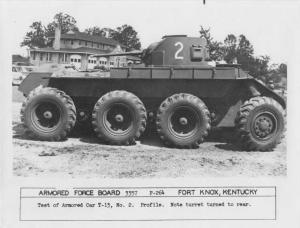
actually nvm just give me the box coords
[12,54,30,66]
[126,55,142,65]
[29,27,127,70]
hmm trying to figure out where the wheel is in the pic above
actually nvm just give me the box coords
[235,96,285,151]
[20,87,76,141]
[92,90,147,145]
[156,93,211,148]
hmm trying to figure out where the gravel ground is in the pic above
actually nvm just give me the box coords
[12,86,287,178]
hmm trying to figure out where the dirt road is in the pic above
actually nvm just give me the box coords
[12,98,286,178]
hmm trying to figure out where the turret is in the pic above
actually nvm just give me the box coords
[142,35,210,67]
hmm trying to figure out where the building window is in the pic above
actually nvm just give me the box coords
[40,53,43,61]
[110,62,114,66]
[71,40,74,45]
[46,53,52,61]
[60,53,67,62]
[32,52,36,60]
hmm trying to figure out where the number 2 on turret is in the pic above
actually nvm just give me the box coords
[174,42,184,59]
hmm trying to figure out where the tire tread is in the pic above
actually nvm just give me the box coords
[20,87,76,141]
[235,96,285,151]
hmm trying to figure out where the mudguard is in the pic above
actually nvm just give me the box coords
[18,72,51,97]
[247,78,286,109]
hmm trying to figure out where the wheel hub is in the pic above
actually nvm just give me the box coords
[32,101,61,130]
[43,111,53,119]
[115,114,124,122]
[179,117,188,125]
[103,103,133,135]
[254,114,275,138]
[169,106,198,137]
[258,119,269,131]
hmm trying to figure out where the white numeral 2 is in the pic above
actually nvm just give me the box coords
[174,42,184,59]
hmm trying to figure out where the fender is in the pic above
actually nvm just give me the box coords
[245,79,286,109]
[18,72,51,97]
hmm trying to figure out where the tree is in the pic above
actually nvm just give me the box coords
[84,26,106,37]
[223,34,254,63]
[21,12,78,48]
[199,27,270,78]
[110,24,141,51]
[100,27,117,38]
[20,21,47,48]
[84,26,116,38]
[45,12,78,37]
[266,63,287,89]
[237,34,254,56]
[199,26,223,61]
[223,34,238,63]
[278,63,287,76]
[221,34,267,78]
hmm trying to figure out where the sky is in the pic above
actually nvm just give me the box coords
[1,0,299,64]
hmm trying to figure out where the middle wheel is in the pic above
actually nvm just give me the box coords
[156,93,211,148]
[92,90,147,145]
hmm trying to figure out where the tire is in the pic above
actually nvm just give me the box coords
[20,86,76,141]
[92,90,147,145]
[235,96,285,151]
[156,93,211,148]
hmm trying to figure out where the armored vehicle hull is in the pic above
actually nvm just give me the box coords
[19,65,285,151]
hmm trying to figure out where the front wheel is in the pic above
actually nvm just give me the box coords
[235,96,285,151]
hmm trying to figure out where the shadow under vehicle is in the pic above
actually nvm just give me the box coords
[18,35,286,151]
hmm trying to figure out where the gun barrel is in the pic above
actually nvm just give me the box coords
[90,51,143,58]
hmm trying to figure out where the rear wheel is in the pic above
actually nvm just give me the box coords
[92,90,147,145]
[235,96,285,151]
[20,87,76,141]
[156,93,211,148]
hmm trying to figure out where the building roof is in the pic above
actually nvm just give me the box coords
[12,54,29,64]
[126,55,141,61]
[50,31,125,47]
[31,47,111,55]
